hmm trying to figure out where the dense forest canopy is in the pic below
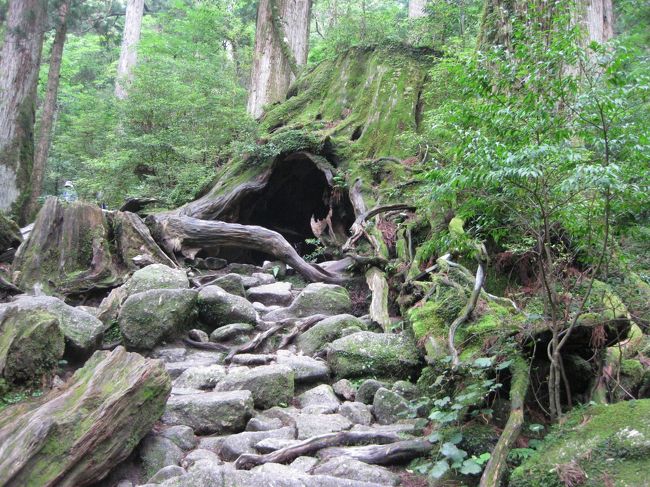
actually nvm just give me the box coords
[0,0,649,486]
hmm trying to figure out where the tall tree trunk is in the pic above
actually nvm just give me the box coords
[409,0,427,19]
[582,0,614,43]
[478,0,613,49]
[115,0,144,100]
[246,0,312,119]
[27,0,71,219]
[0,0,48,224]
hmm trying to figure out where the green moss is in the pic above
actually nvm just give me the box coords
[511,400,650,487]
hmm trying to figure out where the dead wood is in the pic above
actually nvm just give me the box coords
[235,431,407,470]
[148,215,345,284]
[318,439,434,465]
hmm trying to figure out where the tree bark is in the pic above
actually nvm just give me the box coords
[581,0,614,43]
[0,0,48,223]
[27,0,71,219]
[115,0,144,100]
[409,0,427,19]
[247,0,312,118]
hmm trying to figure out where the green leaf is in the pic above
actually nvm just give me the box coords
[429,460,450,479]
[441,442,467,462]
[460,458,483,475]
[473,357,493,368]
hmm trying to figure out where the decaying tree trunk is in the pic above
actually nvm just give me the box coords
[409,0,427,19]
[12,197,175,296]
[27,0,71,219]
[115,0,145,99]
[247,0,312,118]
[0,0,48,222]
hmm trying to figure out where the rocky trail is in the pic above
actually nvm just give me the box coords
[1,261,431,487]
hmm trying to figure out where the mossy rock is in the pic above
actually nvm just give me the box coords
[0,305,64,385]
[273,283,351,319]
[0,347,171,487]
[4,295,104,358]
[197,285,257,328]
[510,400,650,487]
[125,264,189,295]
[119,289,198,350]
[327,331,421,380]
[214,364,294,410]
[295,314,367,355]
[0,212,21,253]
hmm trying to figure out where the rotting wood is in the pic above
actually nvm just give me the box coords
[235,431,409,469]
[182,338,229,352]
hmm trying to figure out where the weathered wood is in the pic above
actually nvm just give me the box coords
[235,431,406,469]
[225,317,298,362]
[182,337,229,352]
[119,197,159,213]
[366,266,391,331]
[319,439,434,464]
[148,215,344,284]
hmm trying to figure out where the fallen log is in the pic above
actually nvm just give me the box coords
[235,431,407,470]
[182,337,229,352]
[318,439,435,465]
[148,215,345,284]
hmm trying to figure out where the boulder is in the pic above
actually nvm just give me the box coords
[265,284,351,321]
[147,465,186,484]
[161,390,253,434]
[276,350,330,383]
[0,347,171,487]
[0,304,64,384]
[119,289,198,350]
[246,416,285,432]
[356,379,385,405]
[6,295,106,357]
[188,329,209,343]
[160,425,198,451]
[293,413,352,439]
[0,213,21,254]
[327,332,420,379]
[297,384,341,414]
[219,426,295,461]
[197,285,257,327]
[247,282,293,306]
[140,434,184,478]
[332,379,356,401]
[127,264,189,295]
[296,314,367,356]
[181,449,221,469]
[209,323,254,342]
[214,365,294,409]
[312,456,401,486]
[173,364,226,390]
[372,387,413,425]
[242,272,276,288]
[511,400,650,487]
[338,402,373,425]
[213,274,246,297]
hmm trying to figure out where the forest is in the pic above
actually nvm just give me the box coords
[0,0,648,486]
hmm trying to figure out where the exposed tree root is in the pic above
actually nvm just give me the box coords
[448,245,488,367]
[479,356,530,487]
[182,338,229,352]
[148,215,345,284]
[235,431,410,470]
[318,439,435,464]
[278,314,327,348]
